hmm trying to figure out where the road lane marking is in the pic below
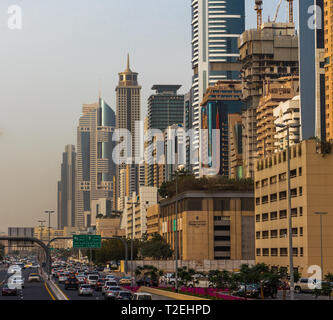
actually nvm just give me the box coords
[44,282,56,301]
[54,282,70,300]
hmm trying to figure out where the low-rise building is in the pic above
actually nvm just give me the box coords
[124,187,158,240]
[255,139,333,275]
[159,190,255,261]
[96,217,125,238]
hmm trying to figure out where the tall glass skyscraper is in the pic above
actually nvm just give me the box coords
[299,0,326,140]
[191,0,245,177]
[75,98,116,227]
[57,145,76,229]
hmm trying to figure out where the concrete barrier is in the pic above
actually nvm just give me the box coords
[47,279,69,301]
[138,286,209,300]
[39,269,68,300]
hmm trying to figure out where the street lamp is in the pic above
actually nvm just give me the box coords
[314,212,328,278]
[127,199,140,288]
[173,164,185,293]
[275,123,300,301]
[44,210,55,244]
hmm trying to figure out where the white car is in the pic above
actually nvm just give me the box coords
[132,293,152,300]
[102,281,119,295]
[8,275,25,290]
[58,274,68,284]
[86,274,99,287]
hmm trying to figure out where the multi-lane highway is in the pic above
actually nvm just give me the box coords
[0,267,53,300]
[0,266,173,300]
[54,277,173,300]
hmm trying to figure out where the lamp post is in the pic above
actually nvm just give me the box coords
[44,210,55,244]
[127,199,140,288]
[314,212,328,278]
[38,220,46,268]
[173,164,185,293]
[275,123,300,300]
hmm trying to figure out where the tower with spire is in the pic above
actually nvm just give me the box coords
[115,54,142,210]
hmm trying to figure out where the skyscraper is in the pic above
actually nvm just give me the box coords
[147,85,184,186]
[191,0,245,177]
[299,0,326,140]
[324,0,333,140]
[238,22,299,178]
[200,80,244,177]
[115,55,141,209]
[75,97,116,227]
[57,145,76,229]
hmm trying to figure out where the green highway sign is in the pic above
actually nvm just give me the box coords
[73,235,101,249]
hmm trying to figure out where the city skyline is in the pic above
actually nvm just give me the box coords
[0,0,298,233]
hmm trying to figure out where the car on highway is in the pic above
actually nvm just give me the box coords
[86,274,99,287]
[8,275,24,290]
[105,274,116,281]
[1,284,18,296]
[132,293,152,300]
[65,278,79,290]
[104,286,121,300]
[78,284,93,296]
[28,273,41,282]
[102,281,119,295]
[95,278,106,292]
[116,291,133,300]
[76,275,86,285]
[104,291,117,300]
[58,273,68,284]
[119,277,131,285]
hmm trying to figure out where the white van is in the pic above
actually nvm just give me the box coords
[8,275,25,290]
[132,293,152,300]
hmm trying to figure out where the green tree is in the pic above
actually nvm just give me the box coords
[140,234,173,260]
[177,267,196,287]
[95,239,139,264]
[158,174,253,199]
[208,270,231,289]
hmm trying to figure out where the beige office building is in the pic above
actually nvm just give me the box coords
[159,191,255,261]
[255,139,333,275]
[95,217,125,238]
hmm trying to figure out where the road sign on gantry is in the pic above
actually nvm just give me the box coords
[73,235,101,249]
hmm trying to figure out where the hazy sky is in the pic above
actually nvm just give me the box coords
[0,0,299,233]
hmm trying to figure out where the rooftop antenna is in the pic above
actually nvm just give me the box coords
[255,0,263,30]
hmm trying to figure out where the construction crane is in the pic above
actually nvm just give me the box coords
[273,0,294,23]
[273,0,283,22]
[255,0,263,30]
